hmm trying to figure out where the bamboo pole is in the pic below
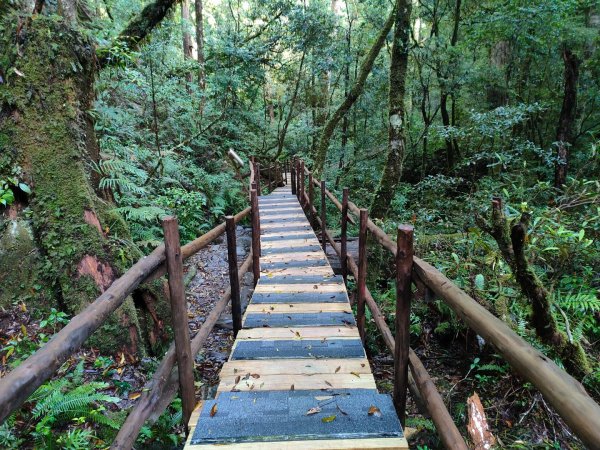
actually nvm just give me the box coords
[394,225,413,427]
[226,216,242,335]
[162,217,196,427]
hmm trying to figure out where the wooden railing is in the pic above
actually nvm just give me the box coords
[292,157,600,449]
[0,156,286,449]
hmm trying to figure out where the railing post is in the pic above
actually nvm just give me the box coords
[162,216,196,428]
[267,165,272,193]
[357,209,368,345]
[251,188,261,285]
[291,159,297,195]
[394,225,413,427]
[308,172,314,224]
[226,216,242,335]
[341,187,349,284]
[295,159,300,201]
[320,179,326,252]
[300,161,305,206]
[255,162,261,196]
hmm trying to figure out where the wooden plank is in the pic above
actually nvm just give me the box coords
[217,373,376,392]
[245,303,351,314]
[253,283,345,294]
[220,358,370,377]
[260,267,335,277]
[236,326,359,340]
[188,438,408,449]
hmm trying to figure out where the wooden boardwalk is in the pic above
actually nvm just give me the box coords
[186,184,407,449]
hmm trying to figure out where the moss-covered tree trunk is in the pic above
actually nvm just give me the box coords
[477,199,590,376]
[0,10,170,356]
[370,0,411,219]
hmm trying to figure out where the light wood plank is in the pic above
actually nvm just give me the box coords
[217,373,376,392]
[220,358,371,377]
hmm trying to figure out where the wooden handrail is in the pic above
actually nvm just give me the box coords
[112,252,253,450]
[302,193,467,449]
[0,208,251,425]
[301,164,600,448]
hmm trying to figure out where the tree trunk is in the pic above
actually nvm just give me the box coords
[554,47,580,189]
[477,199,590,376]
[0,4,178,356]
[275,50,306,159]
[370,0,411,218]
[181,0,193,87]
[312,1,397,176]
[195,0,205,91]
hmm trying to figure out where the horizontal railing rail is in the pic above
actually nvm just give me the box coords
[293,157,600,449]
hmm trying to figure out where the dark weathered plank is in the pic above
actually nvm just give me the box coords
[231,339,365,360]
[251,292,348,304]
[243,312,356,328]
[191,390,402,445]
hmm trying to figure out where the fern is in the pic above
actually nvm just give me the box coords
[30,381,119,427]
[556,291,600,313]
[115,205,167,222]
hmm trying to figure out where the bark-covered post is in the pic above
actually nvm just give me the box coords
[341,188,349,283]
[226,217,242,335]
[394,225,413,427]
[308,172,315,225]
[162,217,195,427]
[320,180,327,252]
[291,159,297,195]
[267,165,272,192]
[299,160,305,205]
[251,188,261,285]
[255,163,262,196]
[357,209,369,344]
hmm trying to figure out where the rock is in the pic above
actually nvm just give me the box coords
[0,219,42,307]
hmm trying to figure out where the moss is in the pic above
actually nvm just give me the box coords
[0,17,160,354]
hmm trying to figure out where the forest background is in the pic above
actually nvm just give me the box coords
[0,0,599,448]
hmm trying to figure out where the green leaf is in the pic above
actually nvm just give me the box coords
[474,274,485,290]
[18,183,31,194]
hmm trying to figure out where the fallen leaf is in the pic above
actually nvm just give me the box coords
[325,381,333,387]
[335,366,341,373]
[337,405,348,416]
[235,375,241,384]
[306,407,322,415]
[368,405,382,417]
[321,415,336,423]
[129,392,141,400]
[210,403,218,417]
[290,384,295,391]
[350,371,361,378]
[251,373,260,379]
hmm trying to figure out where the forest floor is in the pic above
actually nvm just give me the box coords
[0,225,587,449]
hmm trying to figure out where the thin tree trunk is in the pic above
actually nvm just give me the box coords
[312,1,397,176]
[554,47,580,189]
[181,0,193,87]
[370,0,411,218]
[275,50,306,159]
[195,0,205,91]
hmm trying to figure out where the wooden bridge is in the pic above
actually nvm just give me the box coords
[0,158,599,449]
[185,182,408,448]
